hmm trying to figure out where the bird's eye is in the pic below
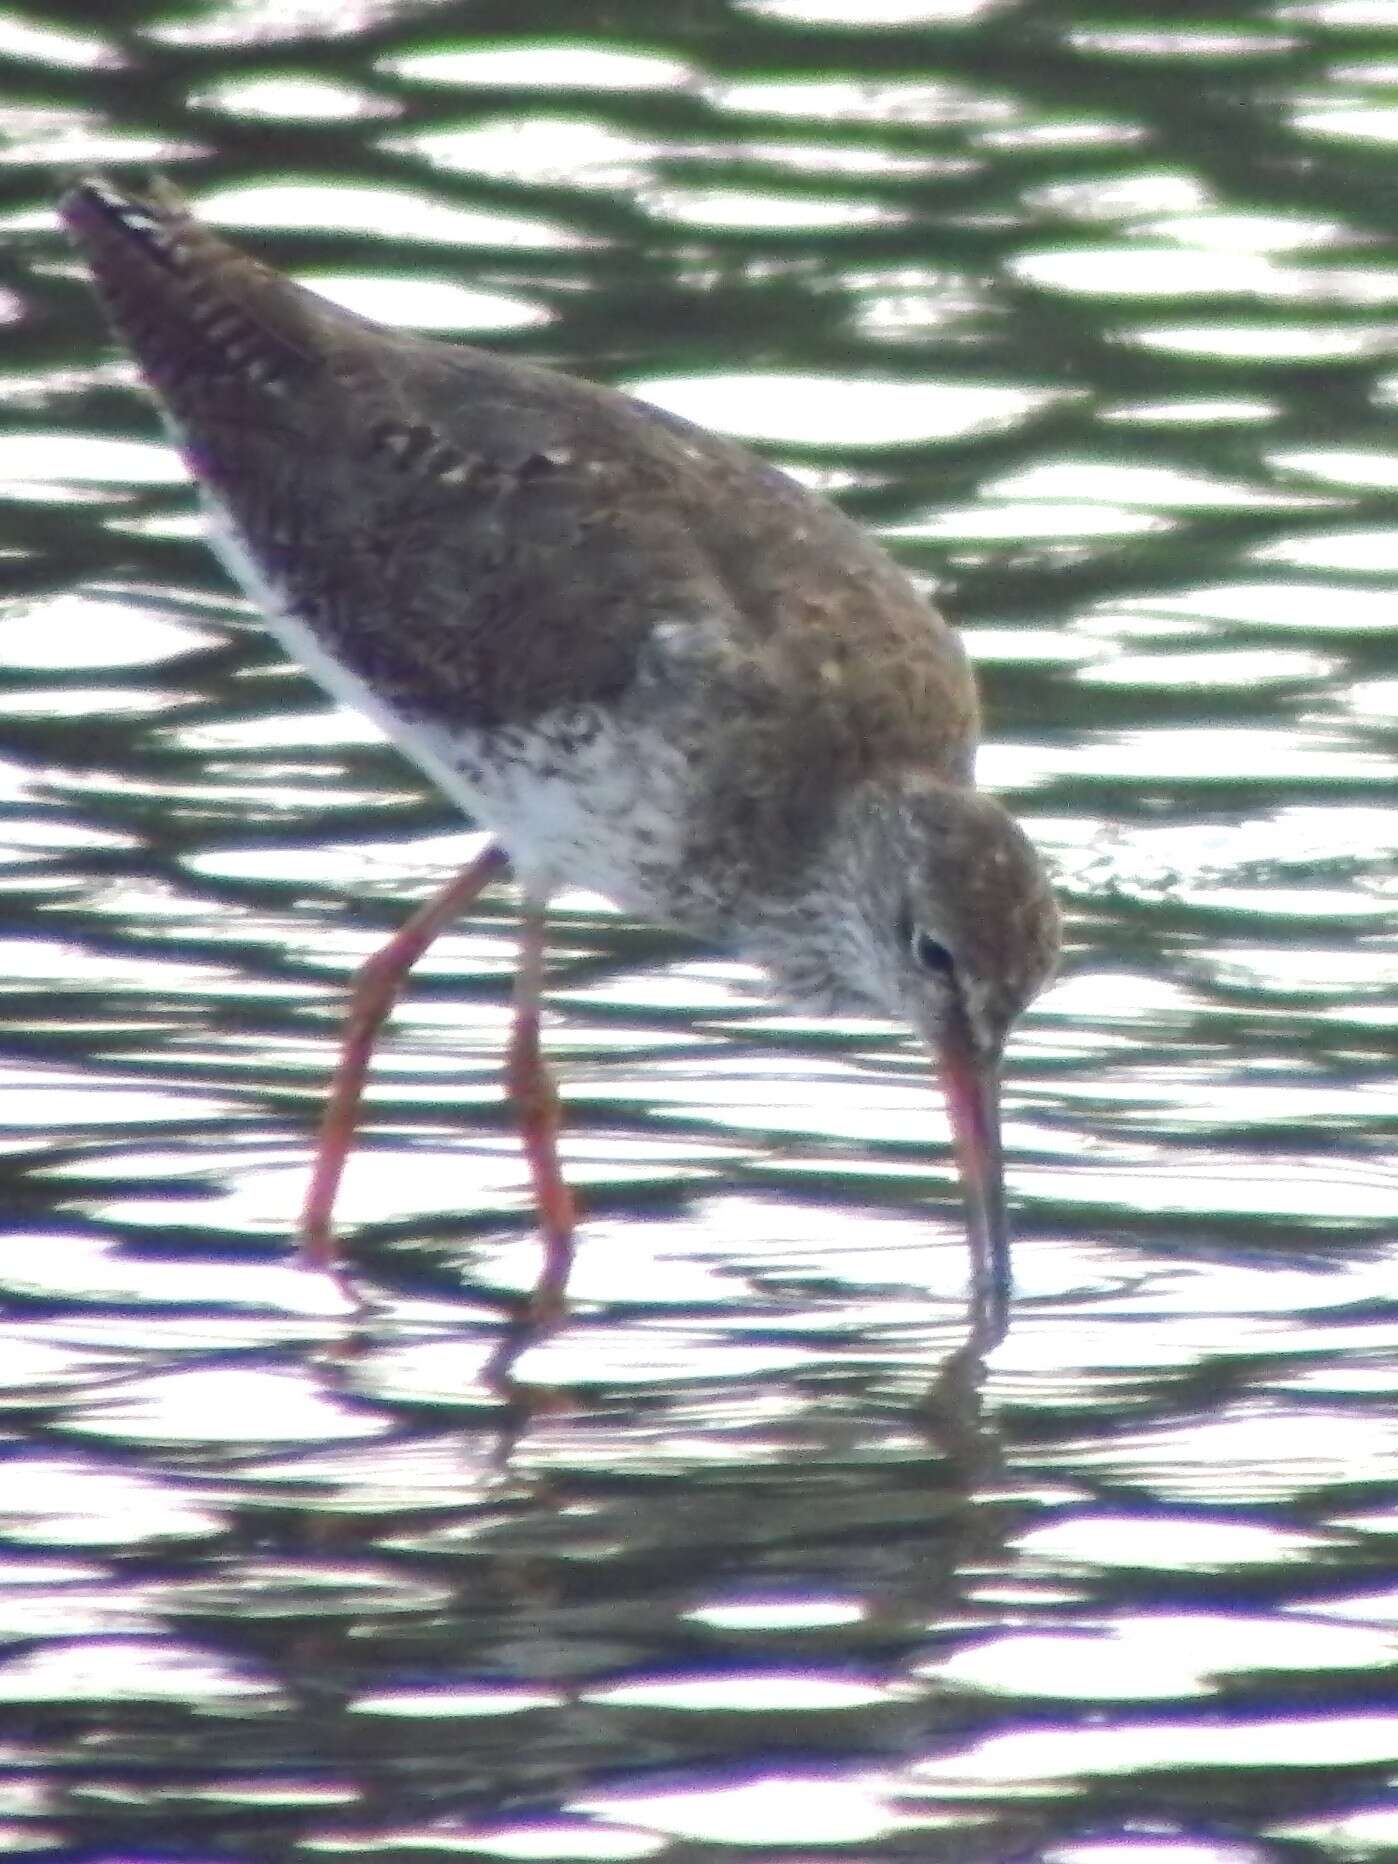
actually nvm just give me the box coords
[910,929,956,981]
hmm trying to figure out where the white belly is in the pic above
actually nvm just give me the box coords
[200,499,690,912]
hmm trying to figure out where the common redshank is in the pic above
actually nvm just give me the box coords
[60,177,1060,1347]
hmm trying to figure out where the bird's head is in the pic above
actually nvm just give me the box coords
[813,773,1061,1339]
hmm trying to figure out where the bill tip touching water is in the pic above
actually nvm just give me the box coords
[58,174,1061,1351]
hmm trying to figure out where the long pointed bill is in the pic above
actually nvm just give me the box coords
[937,1031,1009,1348]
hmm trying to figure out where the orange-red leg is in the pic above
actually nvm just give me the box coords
[300,841,508,1277]
[504,898,576,1324]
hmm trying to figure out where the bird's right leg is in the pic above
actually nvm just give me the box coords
[300,840,509,1280]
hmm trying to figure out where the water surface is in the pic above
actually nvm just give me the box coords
[1,1,1397,1858]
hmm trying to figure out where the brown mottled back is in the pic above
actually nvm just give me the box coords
[59,180,979,801]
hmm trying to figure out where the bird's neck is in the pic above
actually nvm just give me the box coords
[732,776,907,1020]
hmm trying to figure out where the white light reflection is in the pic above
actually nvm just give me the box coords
[1348,678,1398,719]
[4,122,194,174]
[1252,526,1398,570]
[1179,882,1382,920]
[849,270,990,344]
[962,626,1098,666]
[1024,244,1398,307]
[1024,1152,1396,1222]
[1016,1513,1333,1571]
[0,1580,140,1643]
[146,0,426,48]
[0,1556,103,1586]
[926,1611,1396,1703]
[1141,210,1353,251]
[0,1455,223,1547]
[0,1232,350,1320]
[382,44,693,90]
[368,1821,664,1860]
[639,188,899,233]
[987,459,1325,511]
[1023,170,1213,221]
[911,1709,1398,1784]
[0,1638,282,1706]
[708,74,1015,128]
[200,182,590,251]
[892,501,1170,541]
[687,1596,866,1631]
[0,11,119,67]
[1046,971,1196,1024]
[1271,444,1398,489]
[184,829,496,890]
[588,1671,896,1712]
[737,0,1008,21]
[1125,320,1398,361]
[978,117,1147,155]
[1014,246,1281,299]
[192,73,393,121]
[1209,943,1398,994]
[300,273,550,335]
[730,138,939,180]
[1050,803,1398,883]
[0,685,193,722]
[1078,647,1332,690]
[75,1367,389,1446]
[1067,27,1298,59]
[626,374,1061,448]
[0,815,136,856]
[1271,1808,1398,1853]
[0,433,187,490]
[574,960,757,1016]
[354,1684,563,1717]
[575,1772,906,1847]
[0,1052,241,1124]
[388,117,656,191]
[1102,396,1276,425]
[1039,724,1388,783]
[0,936,237,991]
[1276,1362,1398,1396]
[187,1780,358,1812]
[0,591,218,668]
[1291,1,1398,24]
[1056,1409,1398,1504]
[167,706,383,752]
[631,1059,949,1146]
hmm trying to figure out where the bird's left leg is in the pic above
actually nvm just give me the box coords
[505,897,576,1324]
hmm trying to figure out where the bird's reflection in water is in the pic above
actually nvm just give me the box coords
[309,1266,1004,1497]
